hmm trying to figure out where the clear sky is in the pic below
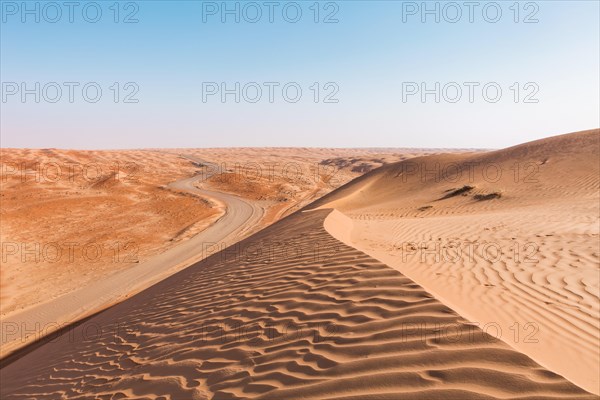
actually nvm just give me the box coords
[1,0,599,149]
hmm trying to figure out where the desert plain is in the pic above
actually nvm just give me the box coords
[0,129,598,399]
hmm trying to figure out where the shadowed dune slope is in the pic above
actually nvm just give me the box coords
[1,209,596,399]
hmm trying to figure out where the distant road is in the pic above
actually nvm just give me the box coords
[1,155,263,359]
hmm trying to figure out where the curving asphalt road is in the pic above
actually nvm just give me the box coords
[0,155,263,359]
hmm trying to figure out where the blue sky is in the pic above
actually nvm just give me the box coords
[1,0,599,149]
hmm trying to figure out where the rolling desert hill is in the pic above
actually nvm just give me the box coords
[1,130,598,399]
[315,129,600,394]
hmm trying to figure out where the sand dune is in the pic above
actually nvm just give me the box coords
[316,129,600,394]
[1,133,597,398]
[1,209,596,399]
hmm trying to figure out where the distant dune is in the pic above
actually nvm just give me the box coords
[0,150,221,319]
[1,130,598,399]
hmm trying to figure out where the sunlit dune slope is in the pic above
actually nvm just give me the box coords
[314,129,600,394]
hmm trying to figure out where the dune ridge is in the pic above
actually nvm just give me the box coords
[1,208,596,399]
